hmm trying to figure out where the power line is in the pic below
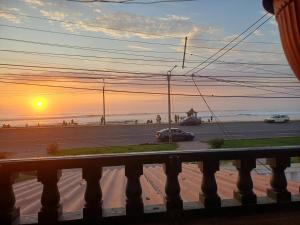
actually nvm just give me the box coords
[192,15,273,75]
[0,49,290,70]
[0,39,182,63]
[0,71,177,83]
[191,76,232,137]
[0,72,169,83]
[185,13,270,75]
[1,74,299,92]
[186,13,290,139]
[2,76,299,88]
[0,33,285,59]
[1,80,299,98]
[188,37,281,45]
[0,63,171,77]
[1,64,298,90]
[0,24,182,49]
[0,63,295,82]
[196,75,299,96]
[1,63,296,83]
[0,41,184,62]
[0,23,284,55]
[188,15,298,97]
[202,66,294,77]
[0,23,282,46]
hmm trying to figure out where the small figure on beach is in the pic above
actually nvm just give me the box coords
[100,115,104,125]
[70,119,77,125]
[147,119,153,124]
[174,114,180,124]
[156,115,161,124]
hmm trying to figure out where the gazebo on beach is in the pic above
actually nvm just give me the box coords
[186,108,198,117]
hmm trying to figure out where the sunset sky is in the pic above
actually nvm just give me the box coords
[0,0,299,122]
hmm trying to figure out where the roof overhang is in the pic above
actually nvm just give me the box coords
[263,0,275,14]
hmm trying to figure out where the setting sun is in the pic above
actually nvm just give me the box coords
[31,97,47,111]
[36,101,43,107]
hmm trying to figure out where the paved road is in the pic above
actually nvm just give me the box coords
[0,121,299,158]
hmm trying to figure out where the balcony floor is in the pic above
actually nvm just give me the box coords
[14,163,300,217]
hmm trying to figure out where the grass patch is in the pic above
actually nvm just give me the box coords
[207,138,224,149]
[51,143,177,156]
[222,136,300,148]
[207,136,300,164]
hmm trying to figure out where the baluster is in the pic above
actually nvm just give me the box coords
[198,159,221,208]
[233,159,257,205]
[0,171,20,225]
[82,166,102,222]
[267,157,291,203]
[125,163,143,217]
[163,156,183,213]
[38,169,62,223]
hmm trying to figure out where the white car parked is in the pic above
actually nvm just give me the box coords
[264,114,290,123]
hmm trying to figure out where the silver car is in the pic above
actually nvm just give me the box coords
[264,114,290,123]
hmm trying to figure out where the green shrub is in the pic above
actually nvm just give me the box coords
[291,157,300,164]
[47,142,59,154]
[208,138,224,149]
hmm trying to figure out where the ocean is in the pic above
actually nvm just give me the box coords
[1,110,300,127]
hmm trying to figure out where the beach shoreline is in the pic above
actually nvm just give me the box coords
[2,119,300,130]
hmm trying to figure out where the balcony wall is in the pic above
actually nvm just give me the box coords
[0,146,300,225]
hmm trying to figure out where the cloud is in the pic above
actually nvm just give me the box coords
[94,9,102,14]
[7,8,20,12]
[24,0,44,6]
[127,45,153,51]
[253,30,264,36]
[269,17,277,26]
[40,10,67,20]
[0,11,21,23]
[223,34,238,41]
[82,11,202,39]
[25,1,211,40]
[160,14,190,21]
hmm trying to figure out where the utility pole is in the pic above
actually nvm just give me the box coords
[102,79,106,125]
[182,36,188,69]
[167,65,177,144]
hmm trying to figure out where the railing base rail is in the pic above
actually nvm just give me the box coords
[17,197,300,225]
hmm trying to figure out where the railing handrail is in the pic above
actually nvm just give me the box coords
[0,145,299,171]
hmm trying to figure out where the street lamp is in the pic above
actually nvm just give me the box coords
[167,65,177,144]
